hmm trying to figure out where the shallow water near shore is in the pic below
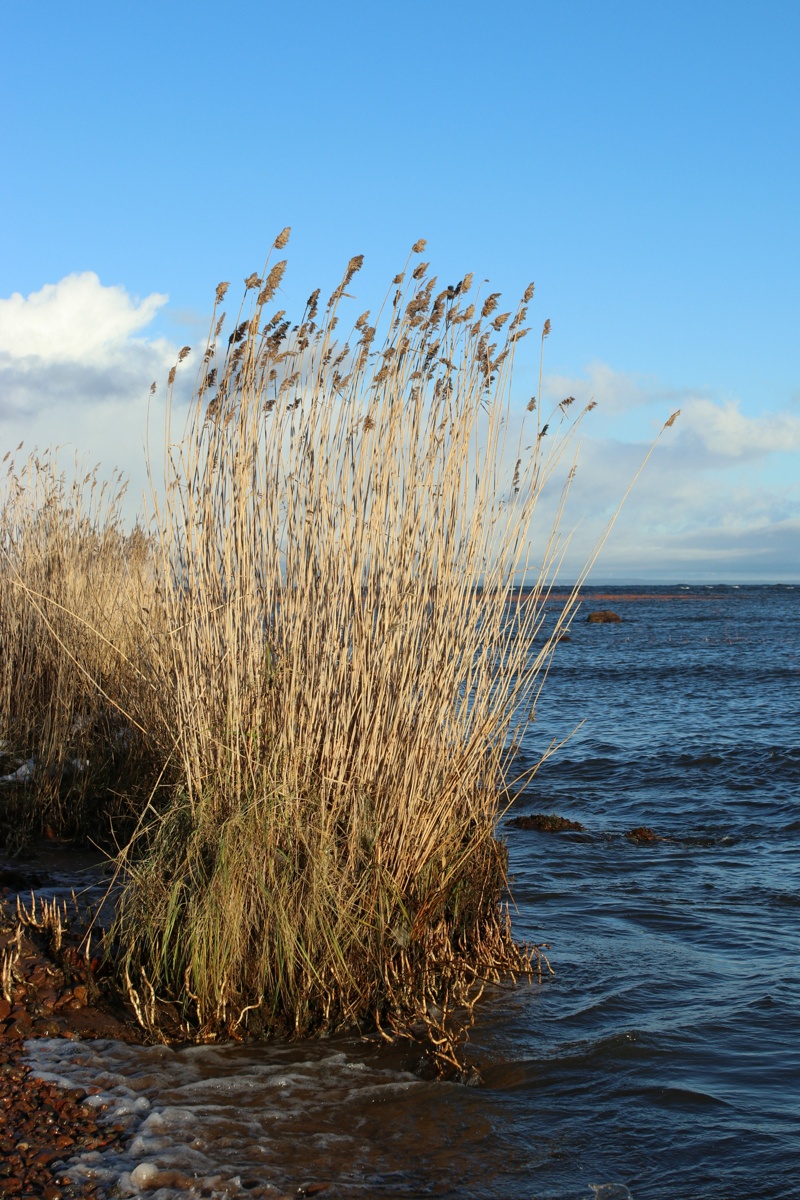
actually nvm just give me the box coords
[23,585,800,1199]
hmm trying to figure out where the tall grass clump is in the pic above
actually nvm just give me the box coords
[114,232,593,1062]
[0,451,158,846]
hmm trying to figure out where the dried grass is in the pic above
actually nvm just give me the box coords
[0,451,159,845]
[0,236,676,1066]
[112,237,591,1063]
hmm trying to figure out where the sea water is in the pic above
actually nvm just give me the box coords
[25,586,800,1199]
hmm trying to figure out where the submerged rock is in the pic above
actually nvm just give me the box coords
[507,812,585,832]
[587,610,622,623]
[625,826,662,843]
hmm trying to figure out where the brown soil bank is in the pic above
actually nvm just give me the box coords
[1,848,146,1199]
[0,848,143,1045]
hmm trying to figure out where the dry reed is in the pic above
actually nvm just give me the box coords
[112,235,593,1063]
[0,234,675,1066]
[0,451,158,845]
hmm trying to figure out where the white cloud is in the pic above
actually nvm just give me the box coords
[0,274,182,509]
[0,273,170,365]
[545,359,683,417]
[677,397,800,460]
[531,365,800,581]
[0,278,797,582]
[543,362,800,463]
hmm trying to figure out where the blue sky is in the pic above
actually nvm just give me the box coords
[1,1,798,581]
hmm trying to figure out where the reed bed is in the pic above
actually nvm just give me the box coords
[0,232,654,1065]
[112,233,592,1062]
[0,452,157,846]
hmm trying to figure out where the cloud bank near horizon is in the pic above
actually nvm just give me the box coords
[538,361,800,581]
[0,274,797,582]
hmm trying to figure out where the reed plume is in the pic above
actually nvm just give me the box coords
[111,239,591,1064]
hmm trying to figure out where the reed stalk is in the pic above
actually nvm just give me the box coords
[112,234,592,1062]
[0,236,678,1063]
[0,451,157,845]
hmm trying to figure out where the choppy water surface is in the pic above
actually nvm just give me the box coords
[26,586,800,1199]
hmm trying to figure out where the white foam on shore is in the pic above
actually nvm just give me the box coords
[25,1036,422,1199]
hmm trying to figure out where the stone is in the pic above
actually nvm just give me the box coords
[507,812,585,832]
[625,826,661,843]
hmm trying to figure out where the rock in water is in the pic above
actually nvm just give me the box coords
[507,813,585,832]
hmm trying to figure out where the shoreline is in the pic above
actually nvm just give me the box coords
[1,844,145,1199]
[0,1042,128,1199]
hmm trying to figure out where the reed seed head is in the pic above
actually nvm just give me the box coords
[230,320,249,346]
[306,288,321,319]
[273,227,291,249]
[25,240,611,1067]
[258,261,287,306]
[481,293,501,319]
[344,254,365,283]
